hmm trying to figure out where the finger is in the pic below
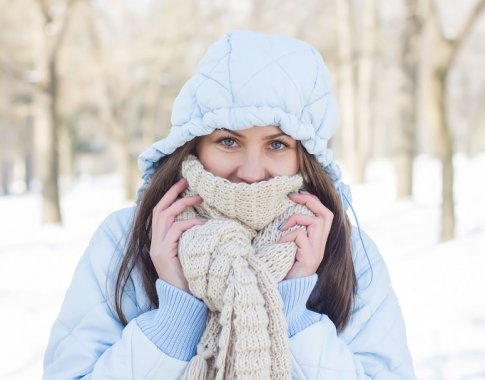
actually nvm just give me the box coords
[278,229,311,251]
[153,178,189,212]
[173,218,206,234]
[288,192,334,219]
[152,195,202,235]
[280,214,318,231]
[164,219,206,246]
[161,195,203,219]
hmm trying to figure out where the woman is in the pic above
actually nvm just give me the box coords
[43,30,415,379]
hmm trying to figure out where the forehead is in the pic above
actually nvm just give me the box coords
[211,125,290,139]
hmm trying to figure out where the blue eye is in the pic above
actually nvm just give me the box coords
[270,141,286,150]
[220,138,236,147]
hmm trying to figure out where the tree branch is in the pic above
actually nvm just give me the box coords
[35,0,51,24]
[51,0,78,60]
[428,0,451,47]
[448,0,485,67]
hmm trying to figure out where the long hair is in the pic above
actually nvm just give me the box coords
[298,148,356,330]
[114,139,198,325]
[115,140,356,330]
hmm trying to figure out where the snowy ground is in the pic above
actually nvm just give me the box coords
[0,154,484,380]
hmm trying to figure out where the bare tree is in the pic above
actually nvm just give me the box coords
[355,0,378,183]
[86,2,138,200]
[464,85,485,157]
[87,0,205,200]
[1,0,78,222]
[427,0,485,241]
[33,0,78,223]
[336,0,357,181]
[0,101,14,195]
[395,0,424,198]
[0,1,38,194]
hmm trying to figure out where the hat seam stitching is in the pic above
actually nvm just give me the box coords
[301,48,320,117]
[232,48,309,97]
[188,51,231,121]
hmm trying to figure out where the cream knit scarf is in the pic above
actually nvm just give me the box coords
[177,155,313,380]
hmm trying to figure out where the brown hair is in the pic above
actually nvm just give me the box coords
[115,140,356,330]
[298,148,356,330]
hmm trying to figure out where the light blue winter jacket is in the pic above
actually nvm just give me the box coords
[43,207,415,379]
[44,30,415,379]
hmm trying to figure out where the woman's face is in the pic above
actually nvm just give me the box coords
[196,125,299,183]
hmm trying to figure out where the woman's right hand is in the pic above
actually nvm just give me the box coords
[149,178,204,293]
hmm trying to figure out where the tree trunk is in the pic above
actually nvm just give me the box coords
[1,107,14,195]
[426,0,484,241]
[25,151,33,192]
[59,118,74,181]
[23,115,34,192]
[0,123,9,194]
[337,0,357,181]
[432,67,455,241]
[33,0,78,224]
[395,0,421,198]
[111,111,138,201]
[41,58,62,224]
[355,0,377,183]
[129,153,139,200]
[1,160,11,195]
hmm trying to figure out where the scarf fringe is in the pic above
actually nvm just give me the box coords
[182,354,208,380]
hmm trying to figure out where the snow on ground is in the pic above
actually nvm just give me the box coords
[350,154,485,380]
[0,154,484,380]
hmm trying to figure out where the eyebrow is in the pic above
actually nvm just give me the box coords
[220,128,289,140]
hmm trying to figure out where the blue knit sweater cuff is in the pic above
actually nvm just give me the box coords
[136,279,208,361]
[278,274,321,337]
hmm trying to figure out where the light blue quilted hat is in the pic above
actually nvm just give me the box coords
[138,30,351,207]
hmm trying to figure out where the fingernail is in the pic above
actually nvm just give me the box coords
[277,221,284,230]
[287,191,297,196]
[298,189,308,193]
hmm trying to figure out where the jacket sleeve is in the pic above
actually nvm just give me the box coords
[287,229,416,380]
[42,210,205,380]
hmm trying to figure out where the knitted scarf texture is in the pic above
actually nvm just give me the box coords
[177,156,313,380]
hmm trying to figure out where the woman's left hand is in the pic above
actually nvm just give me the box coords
[278,191,334,279]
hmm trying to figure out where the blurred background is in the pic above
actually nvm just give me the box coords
[0,0,484,379]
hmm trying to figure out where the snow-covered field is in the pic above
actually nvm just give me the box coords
[0,154,484,380]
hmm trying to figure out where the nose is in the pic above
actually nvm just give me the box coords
[236,155,267,184]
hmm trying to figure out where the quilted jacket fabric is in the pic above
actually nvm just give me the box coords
[43,207,416,379]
